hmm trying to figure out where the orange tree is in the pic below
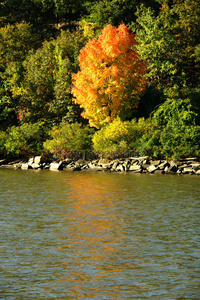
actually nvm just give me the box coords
[72,24,146,128]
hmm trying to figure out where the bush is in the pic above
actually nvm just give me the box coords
[151,97,200,159]
[43,122,95,159]
[4,122,45,158]
[92,118,131,155]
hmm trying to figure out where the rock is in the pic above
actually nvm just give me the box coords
[31,163,41,169]
[0,159,8,165]
[21,163,31,170]
[28,157,34,164]
[147,165,158,173]
[158,161,170,170]
[34,156,42,164]
[87,162,102,171]
[13,163,23,169]
[129,165,142,173]
[192,164,200,171]
[182,167,194,174]
[75,159,88,167]
[150,160,161,166]
[115,164,124,172]
[165,164,177,174]
[110,160,119,171]
[154,169,165,174]
[49,162,63,171]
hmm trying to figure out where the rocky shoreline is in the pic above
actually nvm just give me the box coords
[1,156,200,175]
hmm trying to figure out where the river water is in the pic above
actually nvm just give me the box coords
[0,169,199,299]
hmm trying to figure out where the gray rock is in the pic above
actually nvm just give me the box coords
[110,160,119,171]
[21,163,31,170]
[49,162,63,171]
[147,165,158,173]
[31,163,41,169]
[158,161,170,169]
[192,164,200,171]
[129,165,142,173]
[88,162,102,171]
[150,160,161,166]
[115,164,124,172]
[165,164,177,174]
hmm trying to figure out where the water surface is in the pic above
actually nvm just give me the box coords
[0,169,200,299]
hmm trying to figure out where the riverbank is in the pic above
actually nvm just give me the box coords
[1,156,200,175]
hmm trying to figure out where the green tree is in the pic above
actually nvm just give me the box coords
[20,30,86,125]
[0,22,38,129]
[85,0,160,28]
[134,1,200,93]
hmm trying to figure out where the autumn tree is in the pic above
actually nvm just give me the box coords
[72,24,146,128]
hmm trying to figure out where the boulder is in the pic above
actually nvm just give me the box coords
[21,163,31,170]
[31,163,41,169]
[88,162,102,171]
[192,164,200,171]
[34,156,42,164]
[110,160,119,171]
[129,165,142,173]
[165,164,177,174]
[147,165,158,173]
[115,164,124,172]
[158,161,170,170]
[28,157,34,164]
[49,162,63,171]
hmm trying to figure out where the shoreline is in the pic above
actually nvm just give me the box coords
[1,156,200,175]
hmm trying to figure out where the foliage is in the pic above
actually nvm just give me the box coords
[72,24,147,128]
[78,20,101,40]
[20,30,86,124]
[85,0,160,28]
[4,122,46,157]
[151,94,200,158]
[92,117,131,154]
[0,130,8,157]
[134,1,200,93]
[92,117,159,156]
[43,122,95,158]
[0,0,87,38]
[0,22,38,129]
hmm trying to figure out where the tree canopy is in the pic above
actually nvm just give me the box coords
[72,24,146,128]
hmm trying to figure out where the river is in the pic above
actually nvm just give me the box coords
[0,169,200,299]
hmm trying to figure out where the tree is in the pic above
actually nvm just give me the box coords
[72,24,147,128]
[85,0,161,28]
[134,1,200,93]
[19,30,86,125]
[0,22,38,129]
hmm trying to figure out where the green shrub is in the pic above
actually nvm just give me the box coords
[43,122,95,159]
[4,122,45,158]
[92,117,159,157]
[151,97,200,159]
[92,118,131,155]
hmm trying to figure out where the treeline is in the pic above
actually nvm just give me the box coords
[0,0,200,160]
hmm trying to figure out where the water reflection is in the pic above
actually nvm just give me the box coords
[55,174,140,298]
[0,170,200,299]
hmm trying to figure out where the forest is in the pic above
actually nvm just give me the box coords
[0,0,200,160]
